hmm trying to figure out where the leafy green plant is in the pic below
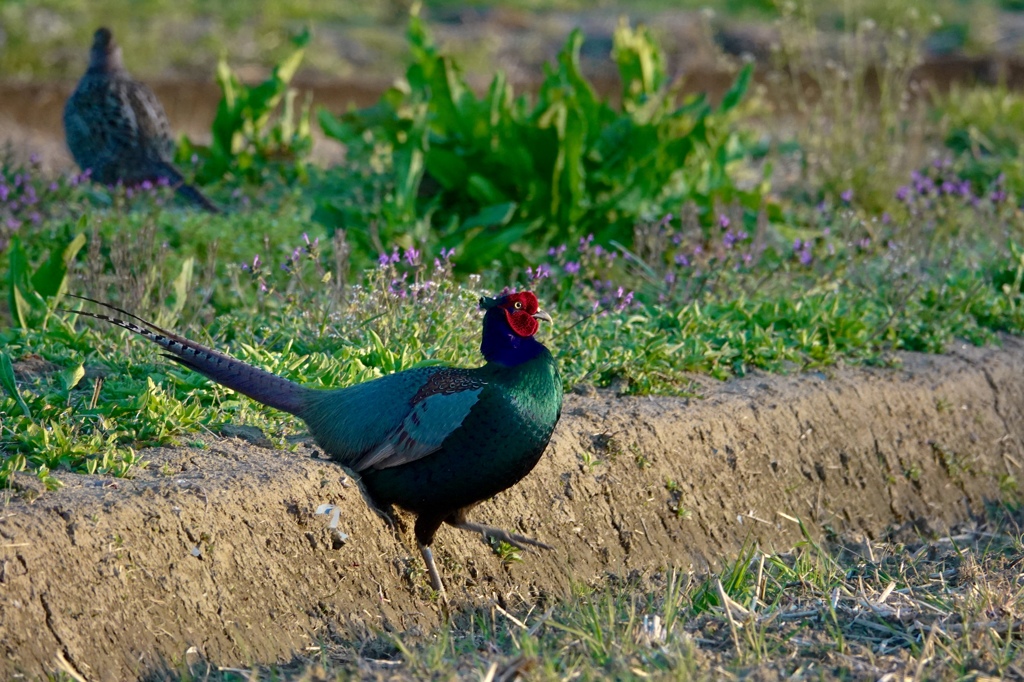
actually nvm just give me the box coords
[318,11,766,270]
[178,29,313,185]
[7,231,86,330]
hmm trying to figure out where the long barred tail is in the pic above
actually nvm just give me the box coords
[68,295,309,416]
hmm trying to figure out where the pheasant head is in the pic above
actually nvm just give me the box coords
[89,27,124,74]
[479,291,552,366]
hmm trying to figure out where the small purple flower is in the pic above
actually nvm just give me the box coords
[793,238,803,251]
[157,176,171,187]
[840,189,853,204]
[718,214,730,229]
[991,189,1007,204]
[527,263,551,281]
[48,182,59,192]
[0,185,8,201]
[564,261,580,275]
[881,212,891,225]
[896,186,910,202]
[858,237,871,249]
[665,271,676,284]
[140,180,154,192]
[615,289,634,311]
[404,247,420,266]
[674,253,690,267]
[29,153,40,165]
[723,230,738,249]
[798,248,812,266]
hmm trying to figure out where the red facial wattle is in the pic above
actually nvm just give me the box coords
[502,292,540,338]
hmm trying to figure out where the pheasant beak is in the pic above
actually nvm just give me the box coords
[532,309,552,323]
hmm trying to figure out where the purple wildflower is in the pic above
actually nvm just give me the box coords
[840,189,853,204]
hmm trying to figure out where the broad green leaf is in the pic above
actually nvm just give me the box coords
[461,202,517,230]
[719,64,753,113]
[0,352,31,420]
[59,363,86,394]
[31,232,86,299]
[170,257,195,320]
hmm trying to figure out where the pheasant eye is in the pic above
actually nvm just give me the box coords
[514,301,522,309]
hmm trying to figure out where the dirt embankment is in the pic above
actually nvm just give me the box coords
[1,338,1023,680]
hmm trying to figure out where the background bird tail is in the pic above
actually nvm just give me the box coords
[154,161,222,213]
[68,296,309,416]
[176,182,222,214]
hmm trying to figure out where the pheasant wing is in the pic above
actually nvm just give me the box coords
[353,368,485,471]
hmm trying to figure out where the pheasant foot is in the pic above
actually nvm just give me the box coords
[451,521,553,552]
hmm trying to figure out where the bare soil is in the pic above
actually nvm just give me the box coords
[1,337,1022,679]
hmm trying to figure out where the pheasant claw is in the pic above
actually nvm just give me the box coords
[452,521,554,552]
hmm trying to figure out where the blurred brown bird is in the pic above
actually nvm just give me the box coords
[63,27,221,213]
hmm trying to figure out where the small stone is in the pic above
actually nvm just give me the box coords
[219,424,273,448]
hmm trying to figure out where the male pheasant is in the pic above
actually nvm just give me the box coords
[71,292,562,595]
[63,27,221,213]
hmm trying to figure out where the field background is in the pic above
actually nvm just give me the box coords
[2,0,1024,679]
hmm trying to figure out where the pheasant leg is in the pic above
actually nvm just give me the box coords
[418,542,447,598]
[451,521,554,552]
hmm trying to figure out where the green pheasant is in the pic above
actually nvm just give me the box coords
[72,292,563,595]
[63,27,220,213]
